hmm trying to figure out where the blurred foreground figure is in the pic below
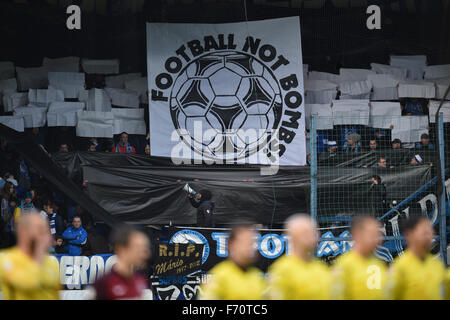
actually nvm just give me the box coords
[388,216,447,300]
[199,223,266,300]
[333,216,387,299]
[89,225,151,300]
[268,215,332,299]
[0,212,60,300]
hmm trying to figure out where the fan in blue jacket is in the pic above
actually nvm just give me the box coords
[62,215,88,256]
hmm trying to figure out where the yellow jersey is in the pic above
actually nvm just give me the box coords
[387,250,446,300]
[0,247,60,300]
[199,260,266,300]
[267,254,332,300]
[446,268,450,300]
[332,250,388,300]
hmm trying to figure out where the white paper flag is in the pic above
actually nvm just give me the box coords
[47,101,85,127]
[112,108,146,135]
[369,102,402,128]
[124,77,148,104]
[424,64,450,80]
[0,78,17,94]
[43,56,80,72]
[370,63,407,79]
[398,80,435,98]
[338,79,372,97]
[339,68,375,81]
[391,116,428,142]
[13,105,48,128]
[16,66,48,91]
[2,91,28,112]
[304,80,338,104]
[0,116,25,132]
[48,72,85,99]
[82,59,120,74]
[28,88,65,107]
[304,103,333,130]
[434,77,450,100]
[428,101,450,123]
[390,55,426,80]
[308,71,341,83]
[332,99,370,125]
[0,62,15,80]
[105,73,142,89]
[76,111,114,138]
[104,88,140,108]
[79,88,112,112]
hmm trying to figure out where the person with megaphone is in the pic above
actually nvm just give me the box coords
[185,183,215,227]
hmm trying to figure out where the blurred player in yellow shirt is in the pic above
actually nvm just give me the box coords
[0,212,60,300]
[387,216,446,300]
[267,214,332,299]
[199,222,266,300]
[332,216,388,299]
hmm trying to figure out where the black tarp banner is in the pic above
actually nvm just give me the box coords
[80,161,431,225]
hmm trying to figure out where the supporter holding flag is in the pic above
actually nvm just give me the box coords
[332,216,388,299]
[112,132,136,154]
[0,212,61,300]
[62,215,87,256]
[199,222,267,300]
[88,225,151,300]
[387,216,447,300]
[267,214,332,299]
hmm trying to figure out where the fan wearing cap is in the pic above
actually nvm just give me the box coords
[410,154,424,166]
[415,133,434,150]
[392,139,402,150]
[327,141,338,156]
[344,133,361,153]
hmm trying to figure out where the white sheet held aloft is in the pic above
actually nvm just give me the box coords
[391,116,428,143]
[308,71,341,83]
[332,99,370,126]
[390,55,427,80]
[369,102,402,128]
[13,105,48,128]
[367,74,400,100]
[338,79,372,99]
[47,101,85,127]
[81,59,120,74]
[2,92,28,112]
[0,78,17,94]
[428,101,450,123]
[0,62,15,80]
[76,111,114,138]
[423,64,450,80]
[16,66,48,91]
[0,116,25,132]
[370,63,407,79]
[104,88,140,108]
[48,72,85,99]
[398,80,435,98]
[28,88,65,107]
[434,77,450,100]
[112,108,146,135]
[124,77,148,104]
[339,68,375,81]
[43,56,80,72]
[304,80,337,104]
[105,73,142,89]
[304,103,333,130]
[79,88,112,112]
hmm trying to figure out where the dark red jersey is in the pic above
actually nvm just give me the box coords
[93,268,149,300]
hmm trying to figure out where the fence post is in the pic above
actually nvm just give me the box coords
[310,115,318,223]
[438,113,447,265]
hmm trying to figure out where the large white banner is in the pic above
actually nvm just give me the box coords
[146,17,306,166]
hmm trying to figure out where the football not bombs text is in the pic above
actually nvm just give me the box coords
[151,34,303,159]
